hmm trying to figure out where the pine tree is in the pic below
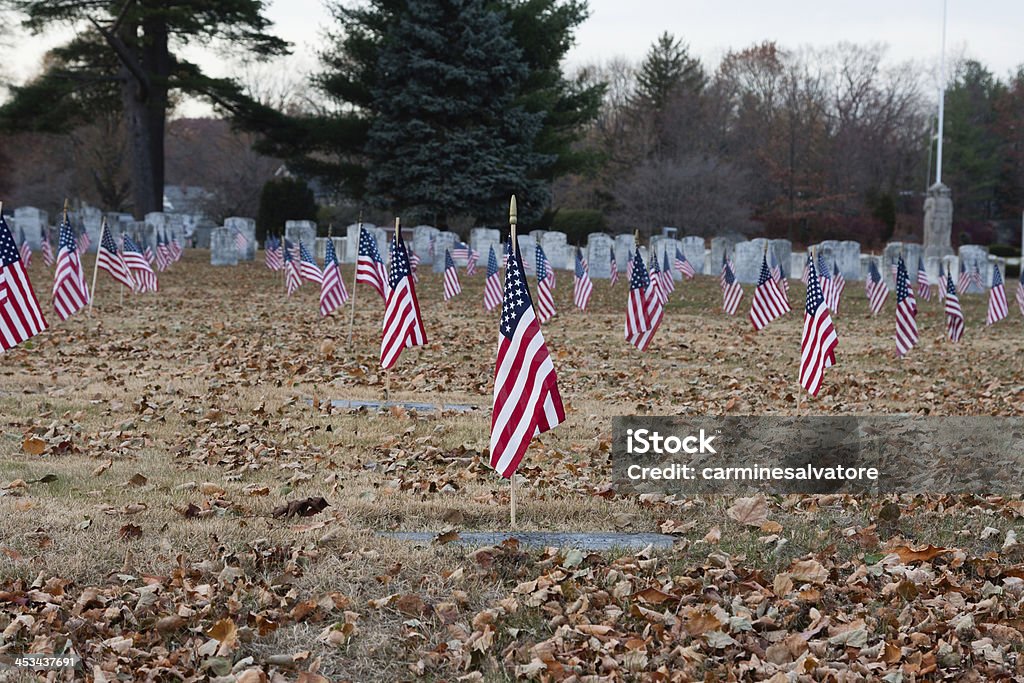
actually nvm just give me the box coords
[362,0,548,224]
[634,32,705,110]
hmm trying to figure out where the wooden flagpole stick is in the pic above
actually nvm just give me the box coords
[88,216,105,312]
[509,195,518,530]
[347,213,363,349]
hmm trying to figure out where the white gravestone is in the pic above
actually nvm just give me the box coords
[650,237,682,280]
[585,233,614,279]
[515,234,538,276]
[470,227,501,269]
[958,245,990,294]
[344,223,374,264]
[412,225,439,265]
[710,236,737,275]
[880,242,922,289]
[13,207,46,249]
[285,220,317,254]
[431,231,459,272]
[77,206,103,253]
[614,234,636,274]
[224,217,257,261]
[818,240,862,281]
[679,236,705,275]
[540,231,570,269]
[792,252,807,280]
[732,239,770,284]
[210,227,237,266]
[768,239,793,279]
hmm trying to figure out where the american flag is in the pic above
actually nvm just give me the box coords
[799,253,838,396]
[484,245,502,311]
[356,226,389,301]
[957,261,971,295]
[624,248,663,351]
[916,257,931,301]
[453,241,479,275]
[408,250,420,283]
[154,231,170,272]
[96,221,134,291]
[264,235,283,271]
[284,239,301,295]
[770,249,789,295]
[865,259,889,315]
[719,252,730,290]
[144,243,155,265]
[800,253,810,285]
[443,249,462,300]
[380,224,426,369]
[53,213,91,320]
[1016,277,1024,317]
[17,228,31,266]
[538,244,555,289]
[894,256,918,357]
[0,213,47,350]
[649,251,668,305]
[40,230,54,267]
[298,241,323,284]
[749,251,790,330]
[320,239,350,317]
[830,262,845,315]
[721,260,743,315]
[232,226,249,253]
[168,234,183,262]
[76,225,91,255]
[609,250,619,286]
[122,234,158,293]
[674,247,695,279]
[534,244,555,323]
[986,265,1008,326]
[573,247,593,310]
[944,269,964,343]
[489,235,565,479]
[768,250,781,281]
[817,251,833,312]
[660,251,675,296]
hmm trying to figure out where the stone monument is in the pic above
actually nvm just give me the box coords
[210,227,237,266]
[923,183,954,260]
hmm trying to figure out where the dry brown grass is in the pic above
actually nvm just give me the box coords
[0,252,1021,680]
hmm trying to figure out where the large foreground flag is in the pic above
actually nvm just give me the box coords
[573,247,593,310]
[0,213,47,350]
[799,254,838,397]
[320,239,350,317]
[443,249,462,300]
[53,213,91,320]
[380,225,426,369]
[894,256,918,357]
[484,246,502,311]
[489,236,565,479]
[122,234,158,293]
[356,226,389,301]
[944,270,964,343]
[96,221,134,291]
[986,266,1008,326]
[749,252,790,330]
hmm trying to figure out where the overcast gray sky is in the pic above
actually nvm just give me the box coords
[5,0,1023,107]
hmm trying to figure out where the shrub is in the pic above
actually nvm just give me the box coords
[550,209,608,245]
[256,177,318,241]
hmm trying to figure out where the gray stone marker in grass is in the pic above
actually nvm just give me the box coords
[285,220,317,254]
[382,531,677,551]
[224,216,256,261]
[732,238,768,284]
[679,236,705,274]
[585,233,613,279]
[327,399,476,413]
[210,227,237,266]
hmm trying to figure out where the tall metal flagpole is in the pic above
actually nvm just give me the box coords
[508,195,518,530]
[935,0,948,185]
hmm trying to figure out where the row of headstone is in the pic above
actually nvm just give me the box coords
[2,206,202,254]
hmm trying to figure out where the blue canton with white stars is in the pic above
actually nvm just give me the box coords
[992,264,1003,287]
[284,239,294,262]
[0,215,21,266]
[629,249,649,290]
[326,239,338,266]
[388,234,411,288]
[896,257,910,303]
[100,226,118,253]
[58,216,77,253]
[575,249,586,278]
[817,251,830,282]
[501,240,534,340]
[805,259,825,315]
[359,228,383,263]
[445,249,456,271]
[723,261,736,285]
[487,246,499,278]
[534,244,548,281]
[757,255,773,285]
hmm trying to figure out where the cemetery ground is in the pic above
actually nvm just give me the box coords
[1,253,1023,682]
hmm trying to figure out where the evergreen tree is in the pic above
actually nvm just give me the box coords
[0,0,288,217]
[256,177,318,241]
[362,0,547,224]
[242,0,603,224]
[634,32,705,110]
